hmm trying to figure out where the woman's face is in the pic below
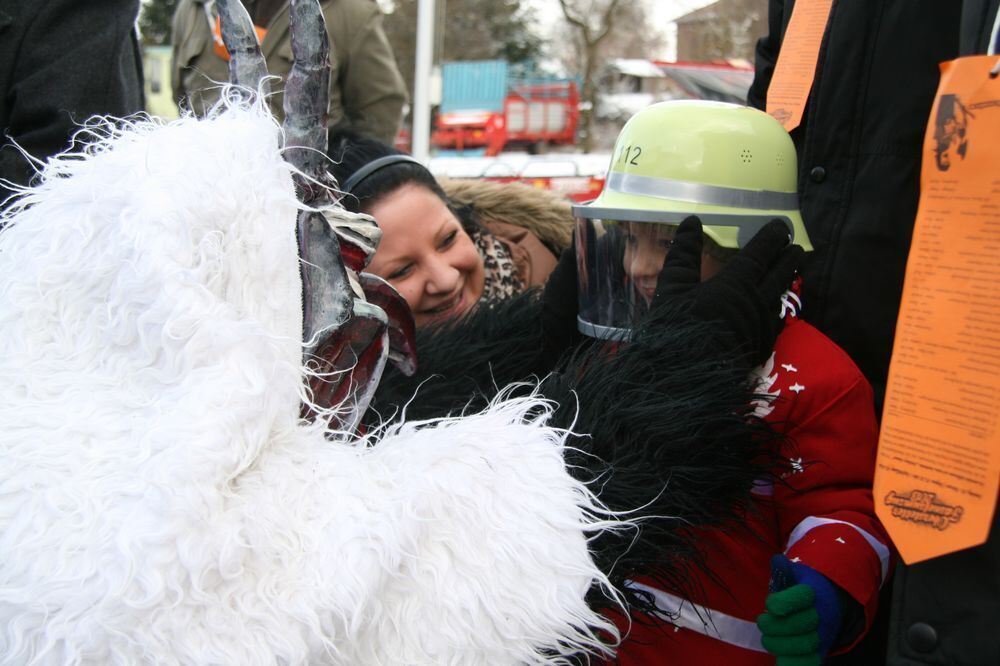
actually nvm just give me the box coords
[366,183,485,327]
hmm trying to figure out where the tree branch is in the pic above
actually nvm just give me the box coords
[557,0,590,40]
[593,0,623,44]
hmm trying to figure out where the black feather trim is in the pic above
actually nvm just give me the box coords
[367,292,783,618]
[543,304,782,614]
[366,291,556,424]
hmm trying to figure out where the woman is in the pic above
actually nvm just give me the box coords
[328,132,569,326]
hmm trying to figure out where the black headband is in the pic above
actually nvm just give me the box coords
[340,154,426,195]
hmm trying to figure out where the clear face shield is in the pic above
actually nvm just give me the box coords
[574,209,796,341]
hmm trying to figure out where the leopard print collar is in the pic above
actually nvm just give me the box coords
[470,228,524,302]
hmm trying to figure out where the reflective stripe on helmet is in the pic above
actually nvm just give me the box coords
[607,172,799,211]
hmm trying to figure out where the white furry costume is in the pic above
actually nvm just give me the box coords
[0,106,620,664]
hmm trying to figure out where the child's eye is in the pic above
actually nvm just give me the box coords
[659,238,675,250]
[388,263,413,280]
[439,230,457,249]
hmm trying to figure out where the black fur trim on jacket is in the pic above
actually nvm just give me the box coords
[367,291,782,615]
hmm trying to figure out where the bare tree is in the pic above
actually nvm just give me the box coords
[600,2,665,60]
[384,0,543,104]
[557,0,624,153]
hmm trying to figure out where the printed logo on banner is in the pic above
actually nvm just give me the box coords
[876,55,1000,563]
[883,490,964,531]
[769,108,792,126]
[933,91,1000,171]
[933,94,972,171]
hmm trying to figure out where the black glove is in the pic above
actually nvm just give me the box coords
[653,216,803,367]
[542,214,608,362]
[540,242,582,362]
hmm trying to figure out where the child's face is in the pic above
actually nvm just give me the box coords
[623,222,676,305]
[622,221,726,304]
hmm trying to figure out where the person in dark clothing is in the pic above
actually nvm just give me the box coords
[752,2,999,664]
[747,0,963,411]
[961,0,1000,55]
[883,5,1000,665]
[0,0,145,206]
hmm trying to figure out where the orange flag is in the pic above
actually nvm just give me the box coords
[875,56,1000,564]
[765,0,833,131]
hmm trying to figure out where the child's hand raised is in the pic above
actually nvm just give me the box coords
[653,216,803,367]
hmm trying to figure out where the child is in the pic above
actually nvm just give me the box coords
[573,101,893,664]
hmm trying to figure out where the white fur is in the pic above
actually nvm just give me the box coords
[0,105,619,664]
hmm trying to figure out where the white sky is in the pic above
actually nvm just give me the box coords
[524,0,716,60]
[375,0,719,61]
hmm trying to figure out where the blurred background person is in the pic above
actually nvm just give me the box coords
[171,0,406,143]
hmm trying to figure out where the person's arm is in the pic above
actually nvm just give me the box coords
[747,0,787,111]
[335,5,406,143]
[171,0,196,107]
[767,366,893,656]
[1,0,144,198]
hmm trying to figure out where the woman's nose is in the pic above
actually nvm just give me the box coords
[424,257,460,295]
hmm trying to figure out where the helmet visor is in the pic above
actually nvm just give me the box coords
[573,217,673,341]
[574,209,798,341]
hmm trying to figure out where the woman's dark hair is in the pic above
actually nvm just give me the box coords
[327,130,450,215]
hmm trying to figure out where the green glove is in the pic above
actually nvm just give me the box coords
[758,584,821,665]
[756,554,843,666]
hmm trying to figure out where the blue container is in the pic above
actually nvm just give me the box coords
[439,60,509,114]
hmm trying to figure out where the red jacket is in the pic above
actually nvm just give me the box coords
[610,315,893,664]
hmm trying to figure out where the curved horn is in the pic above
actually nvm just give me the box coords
[284,0,353,366]
[216,0,270,96]
[283,0,412,428]
[283,0,331,185]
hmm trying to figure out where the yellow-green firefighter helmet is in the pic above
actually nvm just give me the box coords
[575,100,812,251]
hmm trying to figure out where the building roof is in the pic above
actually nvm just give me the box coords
[607,59,666,79]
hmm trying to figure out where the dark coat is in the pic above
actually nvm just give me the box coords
[885,8,1000,666]
[0,0,145,205]
[747,0,962,409]
[960,0,1000,55]
[886,511,1000,665]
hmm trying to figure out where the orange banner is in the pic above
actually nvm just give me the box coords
[875,56,1000,564]
[765,0,833,131]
